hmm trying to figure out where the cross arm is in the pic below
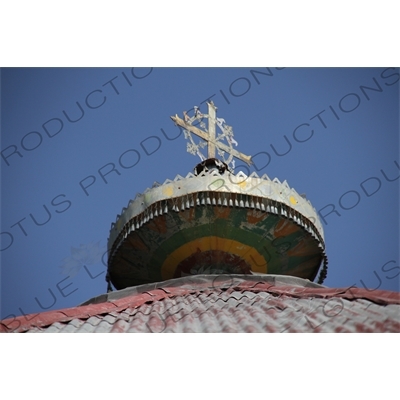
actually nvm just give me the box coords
[171,114,209,142]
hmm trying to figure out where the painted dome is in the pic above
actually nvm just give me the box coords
[107,164,327,289]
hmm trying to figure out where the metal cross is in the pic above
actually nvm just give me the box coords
[171,101,252,165]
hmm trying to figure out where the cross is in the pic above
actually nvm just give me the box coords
[170,101,252,165]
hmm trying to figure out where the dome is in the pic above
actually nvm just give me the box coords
[107,164,327,289]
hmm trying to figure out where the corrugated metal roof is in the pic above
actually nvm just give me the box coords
[1,275,399,333]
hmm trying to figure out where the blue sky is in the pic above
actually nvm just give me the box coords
[1,67,399,320]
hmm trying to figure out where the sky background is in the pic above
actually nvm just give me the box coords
[1,67,399,320]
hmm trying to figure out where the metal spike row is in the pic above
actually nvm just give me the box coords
[117,169,310,224]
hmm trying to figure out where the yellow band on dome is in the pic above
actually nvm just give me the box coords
[161,236,268,279]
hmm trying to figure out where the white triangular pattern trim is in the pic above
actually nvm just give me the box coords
[236,171,248,179]
[249,171,260,178]
[261,174,271,181]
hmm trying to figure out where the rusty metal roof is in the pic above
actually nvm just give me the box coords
[1,275,399,333]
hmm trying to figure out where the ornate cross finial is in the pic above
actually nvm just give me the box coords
[170,101,252,169]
